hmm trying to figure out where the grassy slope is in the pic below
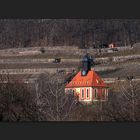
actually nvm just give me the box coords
[96,47,140,58]
[0,47,140,60]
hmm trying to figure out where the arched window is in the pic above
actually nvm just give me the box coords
[94,89,98,99]
[86,89,89,98]
[102,89,105,100]
[67,89,70,94]
[69,89,73,94]
[72,89,75,96]
[81,89,84,99]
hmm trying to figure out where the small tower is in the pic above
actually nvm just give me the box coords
[81,53,91,76]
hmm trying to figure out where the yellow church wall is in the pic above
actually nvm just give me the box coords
[76,87,92,102]
[75,88,80,94]
[65,87,109,102]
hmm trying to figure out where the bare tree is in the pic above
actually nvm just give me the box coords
[0,74,38,121]
[120,76,140,121]
[1,19,140,49]
[35,72,78,121]
[102,80,140,121]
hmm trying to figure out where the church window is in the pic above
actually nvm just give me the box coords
[86,89,89,98]
[82,89,84,98]
[94,89,98,99]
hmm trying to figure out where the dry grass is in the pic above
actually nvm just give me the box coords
[98,60,140,78]
[0,62,79,69]
[0,53,82,59]
[96,47,140,58]
[0,47,140,60]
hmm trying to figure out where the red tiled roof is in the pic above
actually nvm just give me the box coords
[65,70,108,88]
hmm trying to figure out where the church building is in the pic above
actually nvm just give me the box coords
[65,54,109,103]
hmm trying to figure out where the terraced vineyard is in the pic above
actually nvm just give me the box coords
[0,45,140,84]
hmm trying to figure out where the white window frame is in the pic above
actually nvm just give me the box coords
[94,88,98,99]
[81,88,84,99]
[102,88,105,100]
[86,88,89,98]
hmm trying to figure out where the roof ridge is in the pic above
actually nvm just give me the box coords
[91,70,94,86]
[65,70,108,88]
